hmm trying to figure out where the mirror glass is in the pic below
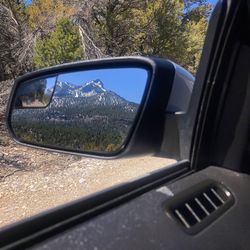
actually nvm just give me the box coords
[11,67,148,154]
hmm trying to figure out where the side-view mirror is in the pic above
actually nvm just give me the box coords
[7,57,194,158]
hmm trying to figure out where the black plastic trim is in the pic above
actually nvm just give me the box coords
[190,0,243,169]
[165,180,234,234]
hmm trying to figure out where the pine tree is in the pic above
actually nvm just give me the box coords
[28,0,76,36]
[34,18,85,68]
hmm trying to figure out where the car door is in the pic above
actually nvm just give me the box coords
[2,0,250,249]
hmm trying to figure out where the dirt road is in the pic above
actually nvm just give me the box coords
[0,139,175,227]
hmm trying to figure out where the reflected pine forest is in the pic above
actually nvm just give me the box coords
[11,69,147,153]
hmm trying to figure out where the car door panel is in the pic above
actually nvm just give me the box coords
[27,167,250,250]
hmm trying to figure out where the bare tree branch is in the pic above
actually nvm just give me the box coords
[78,25,107,59]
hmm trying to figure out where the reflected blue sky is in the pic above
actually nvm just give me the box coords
[57,68,148,104]
[45,76,57,94]
[209,0,218,4]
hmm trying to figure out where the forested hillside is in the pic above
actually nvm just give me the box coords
[12,80,139,152]
[0,0,212,82]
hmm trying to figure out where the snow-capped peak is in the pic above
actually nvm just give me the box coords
[57,81,75,89]
[55,79,107,98]
[82,79,106,93]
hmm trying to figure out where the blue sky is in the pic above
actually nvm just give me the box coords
[58,68,148,104]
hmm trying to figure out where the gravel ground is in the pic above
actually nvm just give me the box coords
[0,140,175,228]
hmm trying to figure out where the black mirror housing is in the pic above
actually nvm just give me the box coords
[7,56,190,159]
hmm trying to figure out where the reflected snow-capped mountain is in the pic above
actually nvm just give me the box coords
[52,79,137,109]
[11,68,147,153]
[55,79,107,98]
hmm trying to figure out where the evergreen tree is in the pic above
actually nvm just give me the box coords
[91,0,212,74]
[27,0,76,36]
[34,18,85,68]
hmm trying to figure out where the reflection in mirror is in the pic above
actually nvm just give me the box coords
[15,76,56,108]
[11,68,148,154]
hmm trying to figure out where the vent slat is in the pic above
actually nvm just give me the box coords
[169,184,233,232]
[211,188,225,204]
[203,192,218,209]
[194,197,210,216]
[175,209,191,228]
[185,203,201,222]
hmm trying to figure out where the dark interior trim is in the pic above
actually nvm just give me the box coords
[191,0,246,171]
